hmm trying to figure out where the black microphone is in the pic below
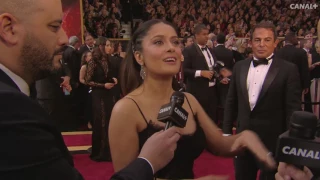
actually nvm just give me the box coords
[275,111,320,170]
[157,91,188,130]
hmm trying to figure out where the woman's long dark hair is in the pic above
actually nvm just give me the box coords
[120,19,180,96]
[91,37,110,66]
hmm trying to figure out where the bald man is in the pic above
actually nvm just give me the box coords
[0,0,180,179]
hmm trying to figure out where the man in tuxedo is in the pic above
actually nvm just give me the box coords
[63,36,81,87]
[212,33,234,108]
[212,33,234,70]
[0,0,180,179]
[78,34,95,56]
[275,32,310,104]
[183,24,225,123]
[223,21,301,180]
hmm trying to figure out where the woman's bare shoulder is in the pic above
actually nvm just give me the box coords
[112,96,139,115]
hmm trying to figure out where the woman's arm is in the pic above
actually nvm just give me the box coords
[185,93,276,168]
[79,65,87,84]
[109,98,141,172]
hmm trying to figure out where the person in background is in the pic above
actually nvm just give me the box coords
[223,21,301,180]
[85,39,117,162]
[183,24,220,124]
[79,51,93,129]
[63,36,81,87]
[182,36,194,48]
[110,41,123,102]
[79,34,95,56]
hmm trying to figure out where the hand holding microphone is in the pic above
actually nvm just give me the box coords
[138,127,181,174]
[157,91,188,130]
[275,111,320,179]
[275,162,313,180]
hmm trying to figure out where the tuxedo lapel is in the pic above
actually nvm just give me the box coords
[0,69,20,91]
[193,44,209,69]
[256,58,280,106]
[240,60,251,109]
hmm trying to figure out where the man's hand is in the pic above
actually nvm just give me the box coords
[201,70,214,79]
[112,78,118,85]
[275,163,313,180]
[220,68,232,78]
[138,127,181,173]
[220,78,229,85]
[60,76,72,92]
[105,83,115,89]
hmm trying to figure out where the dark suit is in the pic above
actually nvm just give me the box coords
[223,57,301,179]
[183,43,218,122]
[213,44,234,70]
[35,61,76,131]
[0,68,155,180]
[275,44,310,90]
[62,46,81,86]
[110,158,154,180]
[213,45,235,108]
[78,44,94,57]
[0,69,83,180]
[109,54,123,102]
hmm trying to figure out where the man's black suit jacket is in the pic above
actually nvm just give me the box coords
[183,43,218,102]
[78,44,94,57]
[0,69,83,180]
[275,44,310,89]
[212,45,234,70]
[0,69,154,180]
[62,46,81,85]
[223,58,301,152]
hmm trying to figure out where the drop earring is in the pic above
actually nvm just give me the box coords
[140,65,146,80]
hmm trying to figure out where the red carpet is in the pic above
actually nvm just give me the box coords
[64,134,91,146]
[65,133,237,180]
[73,151,235,180]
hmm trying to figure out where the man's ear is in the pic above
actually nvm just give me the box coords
[0,13,19,45]
[274,38,279,48]
[134,51,144,66]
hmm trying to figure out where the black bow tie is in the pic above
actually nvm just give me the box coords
[201,47,208,51]
[252,55,274,67]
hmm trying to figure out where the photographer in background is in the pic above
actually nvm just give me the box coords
[183,24,222,125]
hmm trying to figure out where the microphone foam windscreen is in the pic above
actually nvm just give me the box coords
[171,91,185,105]
[290,111,318,129]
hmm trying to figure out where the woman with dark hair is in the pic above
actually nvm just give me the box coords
[109,19,275,179]
[79,51,93,129]
[85,38,117,162]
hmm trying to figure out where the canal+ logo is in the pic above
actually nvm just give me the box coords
[290,3,318,10]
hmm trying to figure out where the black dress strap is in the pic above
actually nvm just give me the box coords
[125,97,149,125]
[185,95,195,116]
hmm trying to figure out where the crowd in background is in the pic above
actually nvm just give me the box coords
[83,0,319,40]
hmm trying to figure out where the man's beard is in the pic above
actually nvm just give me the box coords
[20,32,67,82]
